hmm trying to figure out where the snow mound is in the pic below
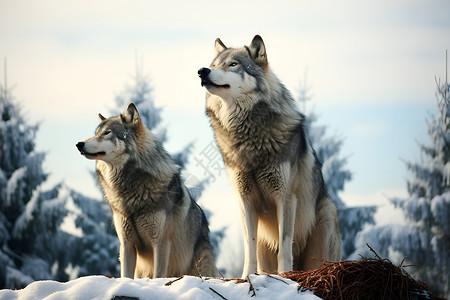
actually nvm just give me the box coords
[0,274,320,300]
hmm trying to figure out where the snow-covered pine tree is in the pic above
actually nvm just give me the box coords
[391,77,449,297]
[0,74,71,288]
[352,73,450,298]
[69,190,120,277]
[296,72,376,259]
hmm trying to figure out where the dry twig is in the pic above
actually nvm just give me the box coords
[195,253,205,280]
[209,287,227,300]
[246,275,256,297]
[164,276,184,286]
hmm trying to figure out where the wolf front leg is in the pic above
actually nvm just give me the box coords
[152,211,170,278]
[120,242,137,278]
[153,239,171,278]
[239,198,258,279]
[226,168,259,278]
[276,193,297,273]
[113,213,137,278]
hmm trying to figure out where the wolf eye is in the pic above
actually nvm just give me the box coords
[229,62,238,67]
[104,130,112,135]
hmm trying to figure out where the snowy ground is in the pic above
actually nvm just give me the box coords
[0,274,320,300]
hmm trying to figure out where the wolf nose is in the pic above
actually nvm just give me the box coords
[76,142,85,152]
[198,68,211,78]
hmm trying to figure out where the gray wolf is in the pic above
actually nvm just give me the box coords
[76,103,217,279]
[198,35,341,278]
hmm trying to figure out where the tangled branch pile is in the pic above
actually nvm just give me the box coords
[280,245,441,300]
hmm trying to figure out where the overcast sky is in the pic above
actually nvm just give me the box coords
[1,0,450,236]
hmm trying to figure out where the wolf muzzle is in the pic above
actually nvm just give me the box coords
[198,67,211,78]
[198,68,211,87]
[198,67,229,89]
[76,142,85,152]
[76,141,105,159]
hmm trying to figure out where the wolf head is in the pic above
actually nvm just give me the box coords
[76,103,145,164]
[198,35,272,103]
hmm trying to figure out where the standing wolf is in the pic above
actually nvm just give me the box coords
[198,35,341,278]
[76,103,217,279]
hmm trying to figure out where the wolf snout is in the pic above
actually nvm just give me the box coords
[198,68,211,87]
[198,68,210,79]
[198,67,211,77]
[76,142,85,152]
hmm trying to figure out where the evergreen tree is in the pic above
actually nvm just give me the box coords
[0,77,71,288]
[69,190,120,277]
[296,72,376,259]
[352,76,450,298]
[393,78,450,298]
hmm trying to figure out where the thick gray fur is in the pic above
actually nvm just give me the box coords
[76,103,217,279]
[199,35,342,278]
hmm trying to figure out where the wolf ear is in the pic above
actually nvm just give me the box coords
[121,103,141,126]
[98,113,106,122]
[214,38,227,57]
[248,35,267,66]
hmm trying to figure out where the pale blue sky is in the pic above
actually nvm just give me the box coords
[1,0,449,234]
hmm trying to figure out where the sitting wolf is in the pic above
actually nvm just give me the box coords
[198,35,342,278]
[76,103,217,279]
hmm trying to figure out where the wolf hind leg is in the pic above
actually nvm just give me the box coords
[300,197,342,270]
[192,239,217,277]
[257,241,277,274]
